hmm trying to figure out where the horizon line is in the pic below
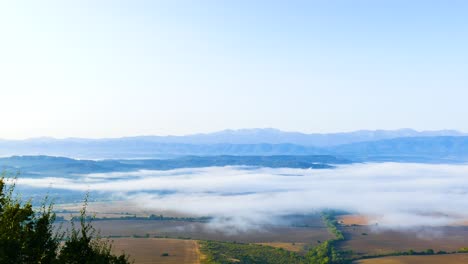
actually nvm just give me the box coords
[0,127,465,141]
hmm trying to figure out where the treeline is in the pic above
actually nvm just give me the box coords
[361,247,468,260]
[0,175,131,264]
[305,212,349,264]
[321,212,345,241]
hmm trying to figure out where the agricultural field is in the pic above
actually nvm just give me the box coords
[55,202,467,264]
[99,220,331,264]
[338,225,468,256]
[55,201,190,220]
[55,211,333,263]
[111,238,200,264]
[354,253,468,264]
[55,204,332,245]
[86,218,332,244]
[337,214,377,226]
[199,240,303,264]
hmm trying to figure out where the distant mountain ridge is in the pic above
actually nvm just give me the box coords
[331,136,468,162]
[2,128,466,145]
[172,128,465,146]
[1,129,468,161]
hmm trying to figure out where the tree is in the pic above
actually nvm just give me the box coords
[425,249,434,255]
[0,173,131,264]
[0,174,61,264]
[58,195,130,264]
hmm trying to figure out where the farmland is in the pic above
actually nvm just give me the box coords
[57,214,332,244]
[9,161,468,264]
[338,225,468,256]
[337,214,376,226]
[110,238,200,264]
[93,220,331,243]
[55,209,466,263]
[55,209,335,263]
[55,203,467,264]
[354,253,468,264]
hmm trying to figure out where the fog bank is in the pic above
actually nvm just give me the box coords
[17,163,468,230]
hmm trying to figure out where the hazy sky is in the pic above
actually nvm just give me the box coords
[1,1,467,139]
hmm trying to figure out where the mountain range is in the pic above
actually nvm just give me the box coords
[1,128,468,162]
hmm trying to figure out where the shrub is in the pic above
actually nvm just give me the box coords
[0,174,131,264]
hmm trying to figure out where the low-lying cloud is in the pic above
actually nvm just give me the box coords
[17,163,468,230]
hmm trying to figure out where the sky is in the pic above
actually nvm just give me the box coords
[1,1,467,139]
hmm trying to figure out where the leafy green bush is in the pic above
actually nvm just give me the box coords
[200,240,303,264]
[0,174,60,264]
[305,240,348,264]
[0,174,131,264]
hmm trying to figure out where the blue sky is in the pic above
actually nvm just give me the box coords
[1,1,467,139]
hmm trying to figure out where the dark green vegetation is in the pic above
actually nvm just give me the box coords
[0,155,349,177]
[200,241,303,264]
[0,175,130,264]
[321,212,345,241]
[306,212,347,264]
[305,240,347,264]
[352,245,468,261]
[356,248,468,261]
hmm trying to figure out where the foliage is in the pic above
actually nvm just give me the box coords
[298,212,351,264]
[321,212,345,241]
[200,240,303,264]
[305,240,348,264]
[58,195,130,264]
[359,248,459,260]
[0,173,61,264]
[0,174,131,264]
